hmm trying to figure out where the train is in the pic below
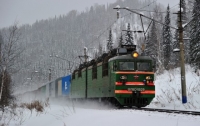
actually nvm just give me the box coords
[25,45,155,108]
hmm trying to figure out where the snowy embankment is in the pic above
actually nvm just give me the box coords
[149,65,200,111]
[1,65,200,126]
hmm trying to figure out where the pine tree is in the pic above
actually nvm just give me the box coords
[107,29,113,51]
[144,33,150,56]
[145,21,158,68]
[181,0,190,63]
[152,5,164,73]
[98,43,103,56]
[124,23,134,45]
[190,0,200,69]
[146,21,158,57]
[0,33,2,61]
[181,0,187,24]
[162,5,172,70]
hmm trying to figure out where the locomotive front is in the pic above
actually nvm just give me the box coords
[110,45,155,108]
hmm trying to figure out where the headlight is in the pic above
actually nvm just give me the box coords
[146,76,151,80]
[131,51,139,58]
[120,75,127,80]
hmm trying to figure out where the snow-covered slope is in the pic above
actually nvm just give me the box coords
[149,65,200,111]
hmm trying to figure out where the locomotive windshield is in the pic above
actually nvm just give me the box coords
[119,62,134,70]
[118,61,151,71]
[137,62,150,71]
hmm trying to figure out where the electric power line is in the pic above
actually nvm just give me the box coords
[85,2,181,51]
[139,0,157,10]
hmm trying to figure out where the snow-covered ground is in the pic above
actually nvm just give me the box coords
[1,65,200,126]
[4,103,200,126]
[150,65,200,111]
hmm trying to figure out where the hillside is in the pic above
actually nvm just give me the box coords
[0,0,195,92]
[3,0,166,88]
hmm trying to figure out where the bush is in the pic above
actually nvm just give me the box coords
[20,100,44,113]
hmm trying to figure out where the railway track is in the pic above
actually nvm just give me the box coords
[55,99,200,116]
[131,107,200,116]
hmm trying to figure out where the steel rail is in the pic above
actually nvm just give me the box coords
[130,107,200,116]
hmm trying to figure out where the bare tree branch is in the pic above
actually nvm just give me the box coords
[0,23,23,104]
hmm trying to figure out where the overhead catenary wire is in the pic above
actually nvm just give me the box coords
[87,2,184,52]
[85,1,184,56]
[139,0,157,10]
[85,0,158,49]
[129,2,179,14]
[127,3,181,34]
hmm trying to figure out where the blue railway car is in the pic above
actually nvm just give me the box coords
[61,75,71,97]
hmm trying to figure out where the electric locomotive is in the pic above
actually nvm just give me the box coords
[70,45,155,108]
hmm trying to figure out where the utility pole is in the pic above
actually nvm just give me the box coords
[178,0,187,103]
[84,47,87,63]
[68,62,71,73]
[79,47,97,64]
[49,68,51,81]
[117,9,119,19]
[79,47,89,64]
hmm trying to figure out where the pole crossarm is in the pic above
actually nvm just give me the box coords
[113,7,178,30]
[122,30,144,33]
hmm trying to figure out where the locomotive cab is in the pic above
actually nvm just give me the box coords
[109,45,155,108]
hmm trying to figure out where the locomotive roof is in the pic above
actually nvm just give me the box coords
[109,54,153,62]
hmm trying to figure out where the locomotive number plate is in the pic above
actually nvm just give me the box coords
[128,88,145,91]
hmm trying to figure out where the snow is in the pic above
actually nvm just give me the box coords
[182,23,188,28]
[181,8,184,12]
[183,38,191,40]
[173,48,180,52]
[139,12,144,15]
[149,65,200,111]
[115,5,120,9]
[1,65,200,126]
[4,104,200,126]
[62,109,200,126]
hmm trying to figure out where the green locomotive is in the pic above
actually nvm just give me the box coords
[70,45,155,108]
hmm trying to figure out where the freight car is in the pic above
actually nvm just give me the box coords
[31,45,155,108]
[21,76,71,101]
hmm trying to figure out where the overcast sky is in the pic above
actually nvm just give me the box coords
[0,0,179,28]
